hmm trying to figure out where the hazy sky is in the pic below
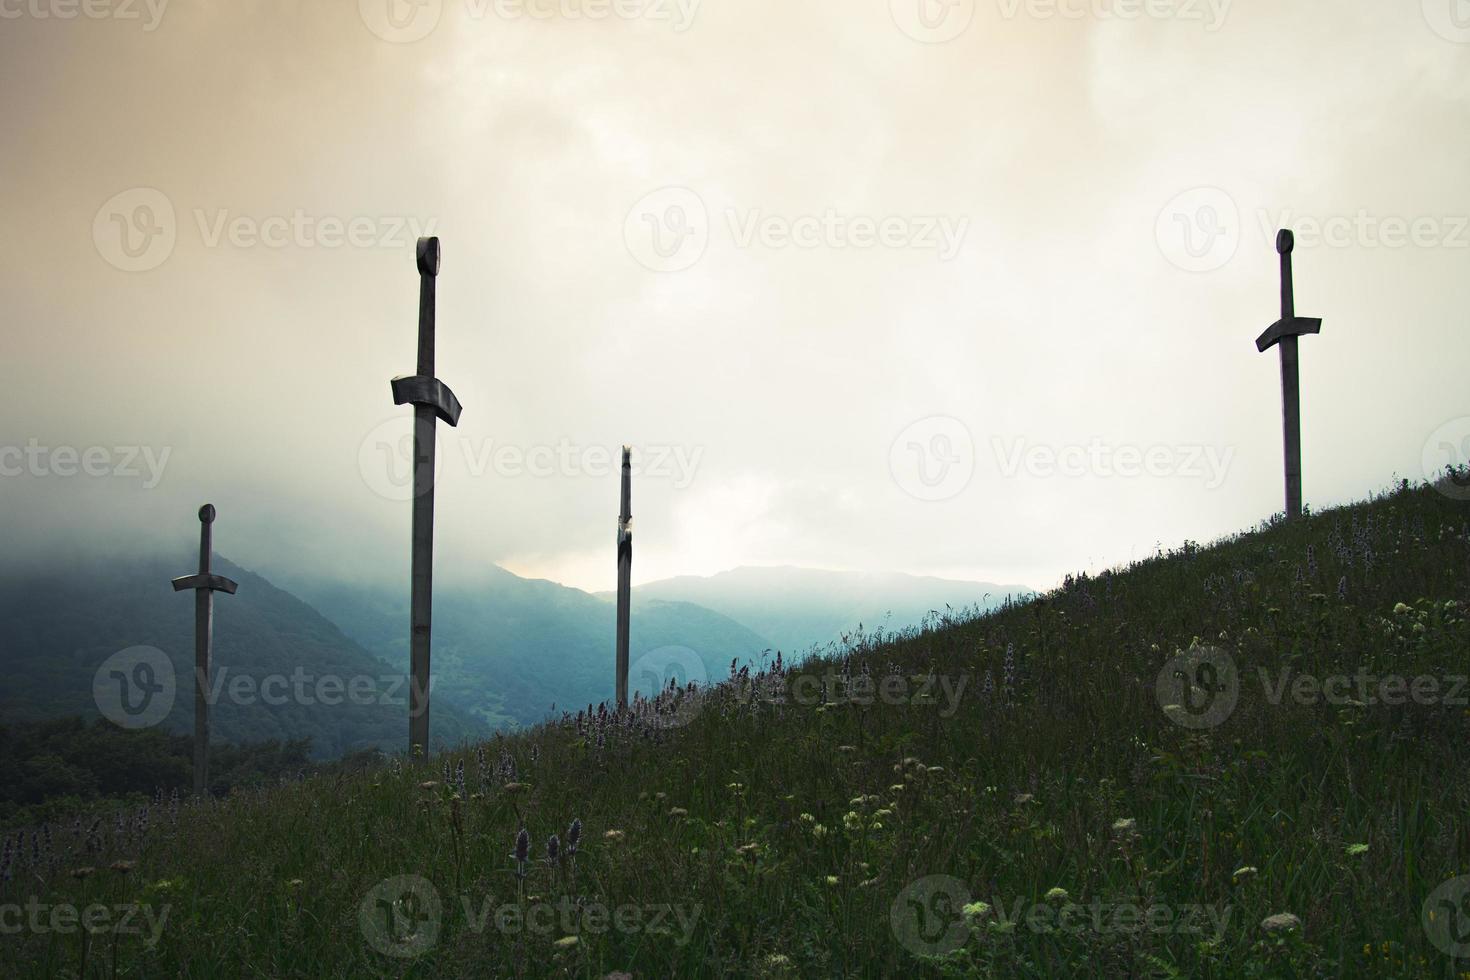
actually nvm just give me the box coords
[2,0,1468,594]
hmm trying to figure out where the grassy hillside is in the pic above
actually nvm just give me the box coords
[5,479,1469,978]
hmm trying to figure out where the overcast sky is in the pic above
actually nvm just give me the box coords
[2,0,1468,594]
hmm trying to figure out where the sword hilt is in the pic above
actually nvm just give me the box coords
[1277,229,1294,320]
[416,237,441,278]
[173,503,238,594]
[198,504,215,574]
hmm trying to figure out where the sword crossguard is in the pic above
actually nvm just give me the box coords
[391,375,463,427]
[172,573,239,595]
[1256,316,1323,352]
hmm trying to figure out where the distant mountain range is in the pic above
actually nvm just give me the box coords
[610,566,1035,656]
[0,554,1030,759]
[0,555,488,759]
[288,565,773,730]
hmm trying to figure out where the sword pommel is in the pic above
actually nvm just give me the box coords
[198,504,216,524]
[416,237,441,278]
[1276,229,1294,254]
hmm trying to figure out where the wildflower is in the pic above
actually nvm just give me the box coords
[823,875,839,886]
[419,781,439,790]
[109,860,136,874]
[511,828,531,879]
[1014,793,1034,806]
[963,901,992,918]
[1261,912,1301,933]
[765,954,792,968]
[566,818,582,856]
[546,834,560,866]
[603,830,625,842]
[503,782,530,794]
[1111,818,1136,834]
[811,824,828,839]
[553,935,580,949]
[842,812,862,832]
[1346,843,1369,857]
[799,813,815,824]
[670,807,688,818]
[1044,887,1069,903]
[1232,866,1258,882]
[836,745,857,754]
[70,867,96,880]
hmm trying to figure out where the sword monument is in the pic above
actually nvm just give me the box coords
[171,504,237,796]
[1255,229,1323,520]
[390,236,463,755]
[615,447,632,710]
